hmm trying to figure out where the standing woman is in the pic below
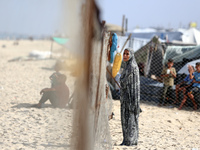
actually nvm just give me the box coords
[120,48,140,146]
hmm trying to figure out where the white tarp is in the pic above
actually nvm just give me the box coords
[181,28,200,45]
[178,59,200,74]
[117,36,149,53]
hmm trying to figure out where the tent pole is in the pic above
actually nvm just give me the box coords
[122,15,125,35]
[50,39,53,59]
[125,18,128,32]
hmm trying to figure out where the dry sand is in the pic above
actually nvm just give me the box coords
[0,40,200,150]
[0,40,74,150]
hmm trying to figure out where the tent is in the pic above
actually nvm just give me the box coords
[50,37,69,58]
[52,37,69,45]
[117,36,149,53]
[162,45,200,73]
[178,59,200,74]
[181,28,200,45]
[134,36,165,77]
[126,31,183,42]
[163,46,196,64]
[171,45,200,63]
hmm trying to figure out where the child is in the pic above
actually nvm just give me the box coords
[159,58,176,105]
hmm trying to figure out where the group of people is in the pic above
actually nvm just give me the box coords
[31,46,140,146]
[159,58,200,110]
[176,63,200,110]
[115,48,200,146]
[31,46,200,147]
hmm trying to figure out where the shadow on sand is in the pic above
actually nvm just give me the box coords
[11,103,54,109]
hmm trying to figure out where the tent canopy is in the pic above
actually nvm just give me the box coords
[178,59,200,74]
[181,28,200,45]
[52,37,69,45]
[163,46,196,64]
[126,31,183,42]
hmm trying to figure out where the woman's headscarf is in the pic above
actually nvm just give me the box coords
[121,48,135,69]
[120,48,140,113]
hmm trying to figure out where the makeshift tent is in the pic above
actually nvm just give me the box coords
[52,37,69,45]
[140,76,173,103]
[178,59,200,74]
[117,36,149,53]
[181,28,200,45]
[171,45,200,63]
[131,28,157,33]
[50,37,69,58]
[126,31,183,42]
[134,36,165,77]
[163,46,195,64]
[162,45,200,73]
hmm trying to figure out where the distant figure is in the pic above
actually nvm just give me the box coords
[33,73,69,108]
[138,62,145,76]
[159,58,176,106]
[120,48,140,146]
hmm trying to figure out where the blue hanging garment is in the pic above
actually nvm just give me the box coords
[109,33,118,63]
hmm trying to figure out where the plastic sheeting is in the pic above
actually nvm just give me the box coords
[163,46,196,64]
[140,76,175,103]
[178,59,200,74]
[117,36,149,53]
[126,31,183,42]
[170,45,200,63]
[53,37,69,45]
[181,28,200,45]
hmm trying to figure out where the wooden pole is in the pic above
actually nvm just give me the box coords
[125,18,128,32]
[106,67,121,88]
[122,15,125,35]
[50,39,53,59]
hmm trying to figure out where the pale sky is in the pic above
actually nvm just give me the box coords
[0,0,199,36]
[97,0,200,30]
[0,0,63,36]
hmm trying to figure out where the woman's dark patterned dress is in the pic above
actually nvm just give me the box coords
[120,48,140,146]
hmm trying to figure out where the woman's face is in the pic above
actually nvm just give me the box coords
[123,50,130,62]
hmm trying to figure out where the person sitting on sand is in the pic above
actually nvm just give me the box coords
[49,70,61,88]
[49,62,63,88]
[33,73,70,108]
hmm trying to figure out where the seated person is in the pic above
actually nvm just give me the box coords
[49,64,62,87]
[33,73,70,108]
[179,63,200,110]
[138,62,145,76]
[175,66,194,103]
[187,63,200,110]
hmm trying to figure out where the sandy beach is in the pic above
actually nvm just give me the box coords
[0,40,200,150]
